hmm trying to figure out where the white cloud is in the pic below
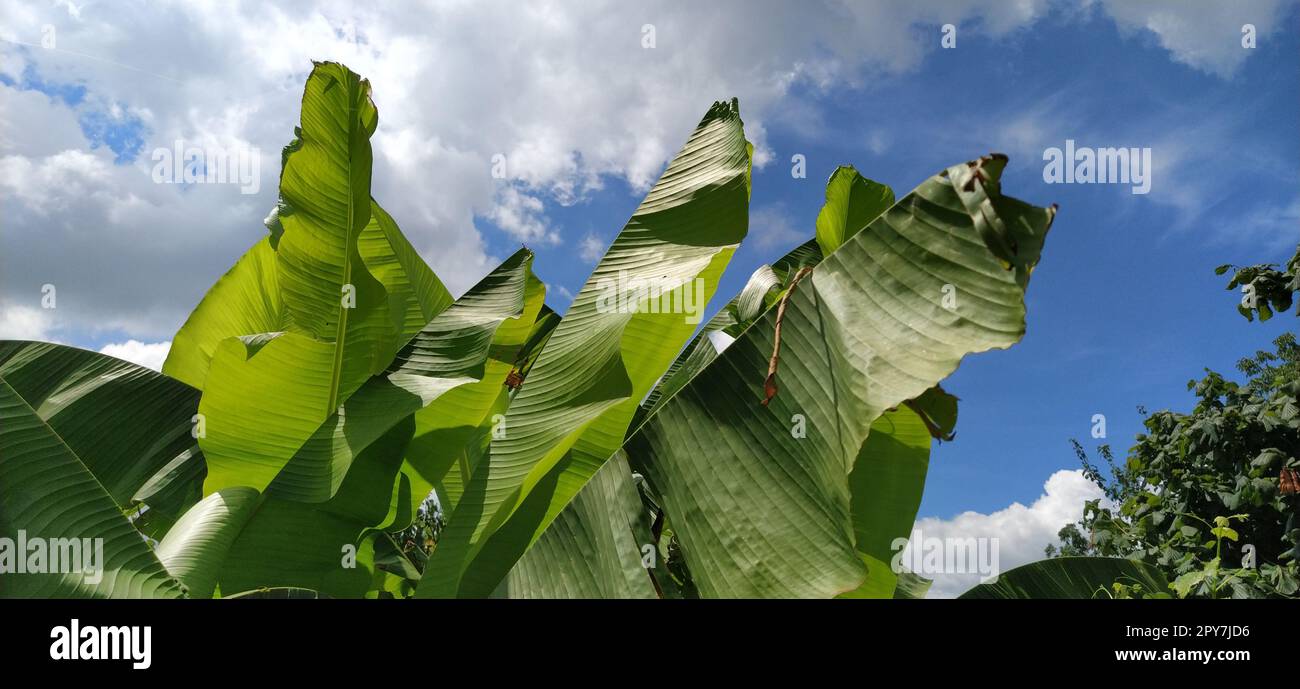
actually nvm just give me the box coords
[0,148,108,214]
[0,303,57,341]
[579,233,605,263]
[1097,0,1295,78]
[99,339,170,371]
[0,84,85,157]
[905,469,1105,598]
[486,187,558,246]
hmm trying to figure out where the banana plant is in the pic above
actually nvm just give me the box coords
[0,62,1060,599]
[497,156,1054,598]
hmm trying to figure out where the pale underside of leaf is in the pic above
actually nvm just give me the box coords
[419,100,753,598]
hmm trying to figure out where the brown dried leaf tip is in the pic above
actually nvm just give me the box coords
[505,368,524,391]
[1281,467,1300,495]
[961,152,1007,191]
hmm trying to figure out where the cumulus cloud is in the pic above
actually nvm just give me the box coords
[485,187,558,246]
[0,303,57,341]
[903,469,1106,598]
[99,339,170,371]
[1097,0,1295,78]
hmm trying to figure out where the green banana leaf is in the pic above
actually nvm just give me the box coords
[195,63,414,495]
[165,201,452,393]
[0,341,205,523]
[0,377,185,598]
[163,236,284,390]
[958,557,1171,599]
[836,385,958,598]
[214,418,414,598]
[359,202,455,354]
[635,236,825,427]
[632,164,878,434]
[399,265,548,513]
[892,571,933,599]
[630,155,1051,597]
[501,167,956,599]
[406,306,557,517]
[419,99,753,598]
[210,249,541,597]
[634,173,853,430]
[502,171,892,599]
[494,454,658,599]
[507,155,1053,598]
[154,487,260,598]
[815,165,895,255]
[267,248,541,503]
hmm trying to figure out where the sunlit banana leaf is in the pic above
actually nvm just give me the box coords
[507,167,944,599]
[359,202,454,355]
[839,403,944,598]
[419,99,753,598]
[892,571,933,599]
[628,156,1051,597]
[163,236,284,390]
[215,417,414,598]
[511,156,1054,598]
[165,200,451,393]
[193,63,441,494]
[268,248,541,503]
[211,250,541,596]
[814,165,895,256]
[398,265,547,512]
[154,487,260,598]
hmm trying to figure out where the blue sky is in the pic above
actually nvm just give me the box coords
[486,6,1300,518]
[1,1,1297,576]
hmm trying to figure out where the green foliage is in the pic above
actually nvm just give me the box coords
[1043,523,1090,558]
[1043,246,1300,599]
[1217,243,1300,322]
[1,63,1058,599]
[1066,335,1300,598]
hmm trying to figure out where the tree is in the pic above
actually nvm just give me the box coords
[1043,523,1090,558]
[1218,244,1300,322]
[1046,244,1300,598]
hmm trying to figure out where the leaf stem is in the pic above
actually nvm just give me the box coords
[761,267,813,407]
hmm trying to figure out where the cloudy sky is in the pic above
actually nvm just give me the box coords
[2,0,1298,595]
